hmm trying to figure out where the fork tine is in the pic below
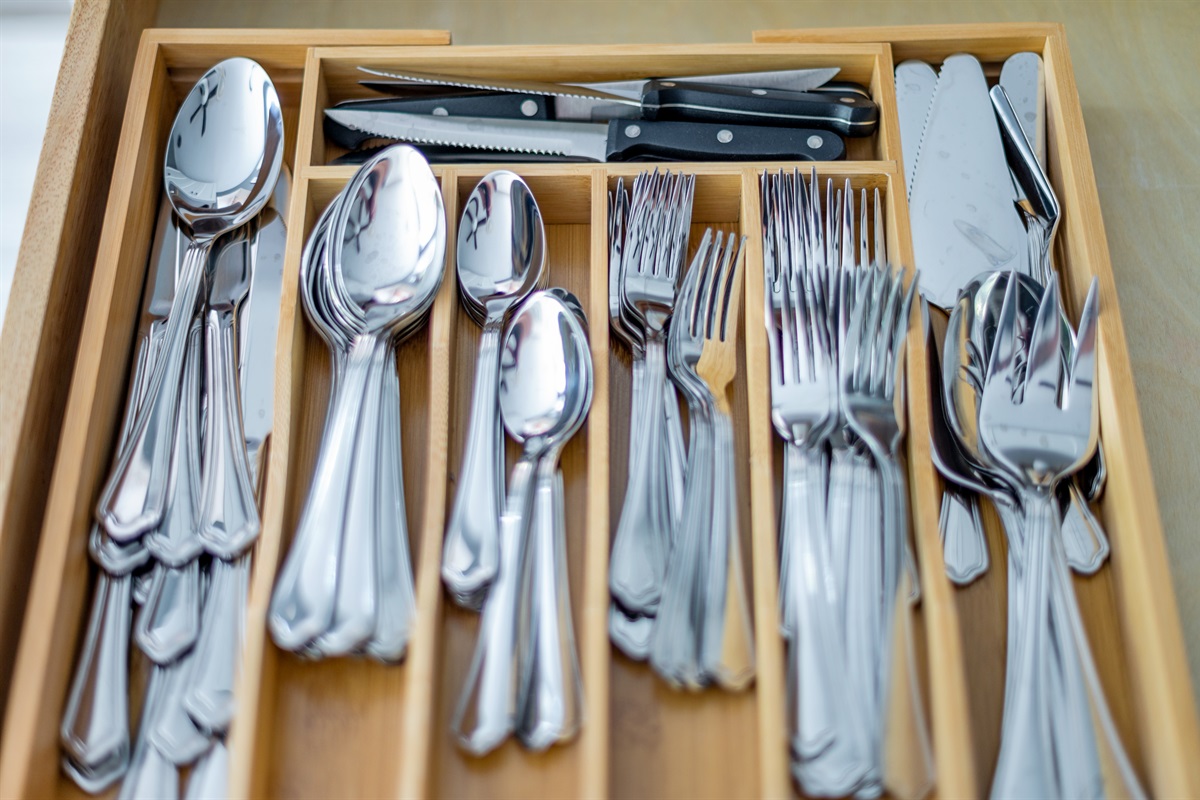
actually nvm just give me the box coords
[886,272,918,401]
[985,270,1023,398]
[842,273,871,392]
[871,270,904,395]
[703,232,728,337]
[840,179,855,273]
[1068,276,1101,414]
[859,188,869,271]
[689,228,716,338]
[859,267,890,389]
[873,187,886,268]
[718,235,747,342]
[1024,272,1065,409]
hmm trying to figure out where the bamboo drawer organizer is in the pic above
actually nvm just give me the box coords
[2,24,1197,800]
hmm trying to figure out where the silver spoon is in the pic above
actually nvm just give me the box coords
[516,287,591,751]
[443,170,545,610]
[453,290,591,755]
[269,144,445,652]
[98,58,283,541]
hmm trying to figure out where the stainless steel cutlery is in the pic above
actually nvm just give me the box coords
[63,57,286,797]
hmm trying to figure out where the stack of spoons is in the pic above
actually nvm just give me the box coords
[268,144,447,662]
[62,57,286,797]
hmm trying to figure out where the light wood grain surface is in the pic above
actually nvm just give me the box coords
[154,0,1200,717]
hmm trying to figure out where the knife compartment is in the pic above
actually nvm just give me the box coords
[304,43,897,167]
[2,24,1196,800]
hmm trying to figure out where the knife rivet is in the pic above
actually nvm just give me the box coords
[661,81,675,87]
[752,88,767,95]
[717,129,734,144]
[807,134,824,149]
[625,124,642,138]
[520,99,538,117]
[432,106,449,116]
[840,96,857,104]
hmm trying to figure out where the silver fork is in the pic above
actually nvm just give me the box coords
[762,170,871,795]
[840,265,934,799]
[609,171,693,617]
[981,272,1143,799]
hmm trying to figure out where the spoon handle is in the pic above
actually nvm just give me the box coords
[365,354,417,662]
[313,340,387,655]
[516,462,584,750]
[453,453,537,755]
[197,305,261,558]
[60,573,132,776]
[443,322,505,608]
[183,555,250,733]
[268,335,374,650]
[145,321,204,566]
[97,240,209,540]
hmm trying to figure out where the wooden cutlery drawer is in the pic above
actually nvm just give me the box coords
[2,22,1196,800]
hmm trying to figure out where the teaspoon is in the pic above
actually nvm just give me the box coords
[443,170,545,609]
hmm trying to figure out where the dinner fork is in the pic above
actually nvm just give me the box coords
[609,172,693,616]
[840,266,934,799]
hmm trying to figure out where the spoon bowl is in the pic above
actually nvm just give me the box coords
[331,144,446,338]
[500,292,591,455]
[458,170,546,321]
[164,57,284,240]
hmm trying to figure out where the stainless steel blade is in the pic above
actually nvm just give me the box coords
[324,108,609,161]
[239,165,290,483]
[357,66,639,108]
[357,66,840,122]
[143,199,185,324]
[999,52,1046,168]
[894,60,938,198]
[909,54,1029,309]
[574,66,841,99]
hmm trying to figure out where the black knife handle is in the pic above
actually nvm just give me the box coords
[607,119,845,162]
[325,93,550,149]
[641,79,878,137]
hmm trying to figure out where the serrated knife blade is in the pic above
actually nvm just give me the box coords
[895,60,938,198]
[323,108,846,162]
[908,53,1029,310]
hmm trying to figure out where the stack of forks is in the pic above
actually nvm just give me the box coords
[607,170,755,691]
[761,169,932,798]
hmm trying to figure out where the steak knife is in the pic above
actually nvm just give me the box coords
[355,67,873,133]
[323,108,845,162]
[332,80,876,137]
[359,65,840,102]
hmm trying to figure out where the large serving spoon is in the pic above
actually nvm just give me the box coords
[98,57,283,540]
[269,144,445,651]
[443,170,545,609]
[453,290,592,755]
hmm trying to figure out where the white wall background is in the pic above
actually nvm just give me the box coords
[0,0,73,329]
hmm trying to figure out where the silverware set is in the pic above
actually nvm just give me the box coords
[606,170,755,691]
[62,57,285,797]
[899,51,1145,799]
[448,256,592,751]
[762,169,932,798]
[268,144,446,661]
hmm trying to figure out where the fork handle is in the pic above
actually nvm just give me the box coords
[991,489,1066,798]
[610,336,671,615]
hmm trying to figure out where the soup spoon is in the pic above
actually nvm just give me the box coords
[98,58,283,541]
